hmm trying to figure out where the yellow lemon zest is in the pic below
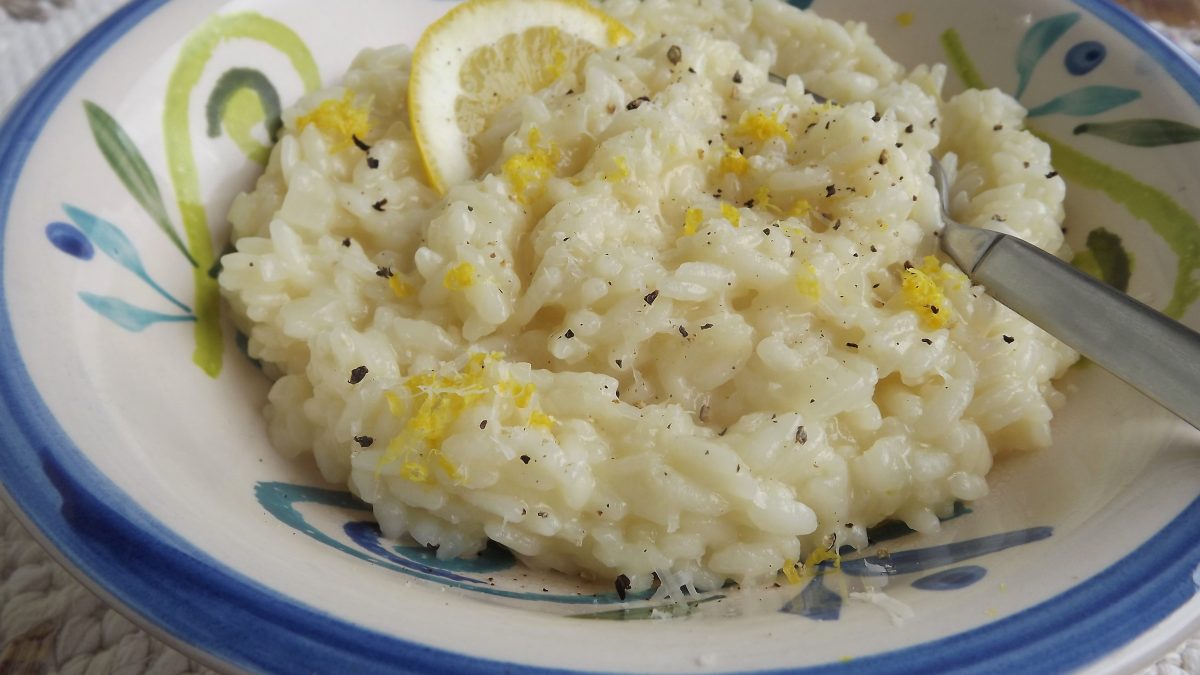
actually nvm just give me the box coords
[683,207,704,236]
[804,543,842,574]
[720,146,749,175]
[295,90,371,152]
[781,559,803,585]
[720,202,741,228]
[607,21,634,46]
[529,409,556,429]
[381,353,506,482]
[444,262,476,291]
[896,11,915,26]
[790,199,812,219]
[605,155,630,181]
[917,254,966,291]
[502,127,560,203]
[796,262,821,300]
[901,256,954,330]
[736,108,793,143]
[389,276,412,298]
[385,391,406,417]
[752,186,782,215]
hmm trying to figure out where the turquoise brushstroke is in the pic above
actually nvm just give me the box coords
[78,293,195,332]
[1028,85,1141,117]
[62,204,192,314]
[1016,13,1081,100]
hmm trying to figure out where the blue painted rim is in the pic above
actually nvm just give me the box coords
[0,0,1198,673]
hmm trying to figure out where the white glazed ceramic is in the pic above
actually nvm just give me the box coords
[2,0,1200,672]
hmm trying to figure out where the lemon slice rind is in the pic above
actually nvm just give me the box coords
[409,0,634,194]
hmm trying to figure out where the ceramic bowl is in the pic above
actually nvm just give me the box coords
[2,0,1200,672]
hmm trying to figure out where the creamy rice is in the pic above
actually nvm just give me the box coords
[219,0,1076,593]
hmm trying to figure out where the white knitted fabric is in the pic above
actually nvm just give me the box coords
[0,1,1197,673]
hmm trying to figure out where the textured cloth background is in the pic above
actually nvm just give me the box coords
[1,1,1199,673]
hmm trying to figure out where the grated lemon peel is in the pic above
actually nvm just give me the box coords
[719,146,749,175]
[720,202,741,228]
[901,255,963,330]
[444,262,477,291]
[503,127,560,203]
[295,90,371,152]
[796,262,821,300]
[736,108,793,144]
[379,353,556,483]
[683,207,704,236]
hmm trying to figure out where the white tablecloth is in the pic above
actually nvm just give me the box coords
[1,1,1199,673]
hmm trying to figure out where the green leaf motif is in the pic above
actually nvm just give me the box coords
[1028,85,1141,117]
[1074,118,1200,147]
[206,68,284,165]
[83,101,197,267]
[1015,13,1081,100]
[1072,228,1132,292]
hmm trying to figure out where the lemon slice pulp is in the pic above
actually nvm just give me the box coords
[408,0,634,194]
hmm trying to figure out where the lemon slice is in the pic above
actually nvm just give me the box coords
[409,0,634,194]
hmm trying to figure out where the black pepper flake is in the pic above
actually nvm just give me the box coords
[903,260,915,270]
[732,70,743,84]
[352,135,371,152]
[846,342,859,349]
[993,123,1004,131]
[520,455,531,465]
[566,88,575,95]
[688,66,696,74]
[376,266,393,278]
[342,237,352,248]
[930,305,940,314]
[372,199,388,212]
[905,123,914,133]
[701,323,714,330]
[644,290,660,305]
[879,149,890,165]
[678,326,689,338]
[366,157,380,169]
[467,205,474,212]
[480,420,488,429]
[762,228,771,235]
[564,329,575,339]
[354,435,374,448]
[1003,335,1016,344]
[832,219,842,231]
[826,185,837,197]
[870,245,878,253]
[795,426,808,444]
[615,574,632,600]
[615,359,623,368]
[348,366,368,384]
[872,112,882,123]
[626,96,651,111]
[1046,171,1059,179]
[746,199,757,209]
[922,338,933,345]
[667,45,682,65]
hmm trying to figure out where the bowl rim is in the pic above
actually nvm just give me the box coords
[1,0,1200,673]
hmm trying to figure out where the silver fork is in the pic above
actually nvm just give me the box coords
[931,158,1200,430]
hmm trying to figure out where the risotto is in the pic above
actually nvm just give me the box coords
[219,0,1076,594]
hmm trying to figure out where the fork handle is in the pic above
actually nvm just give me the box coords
[970,233,1200,430]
